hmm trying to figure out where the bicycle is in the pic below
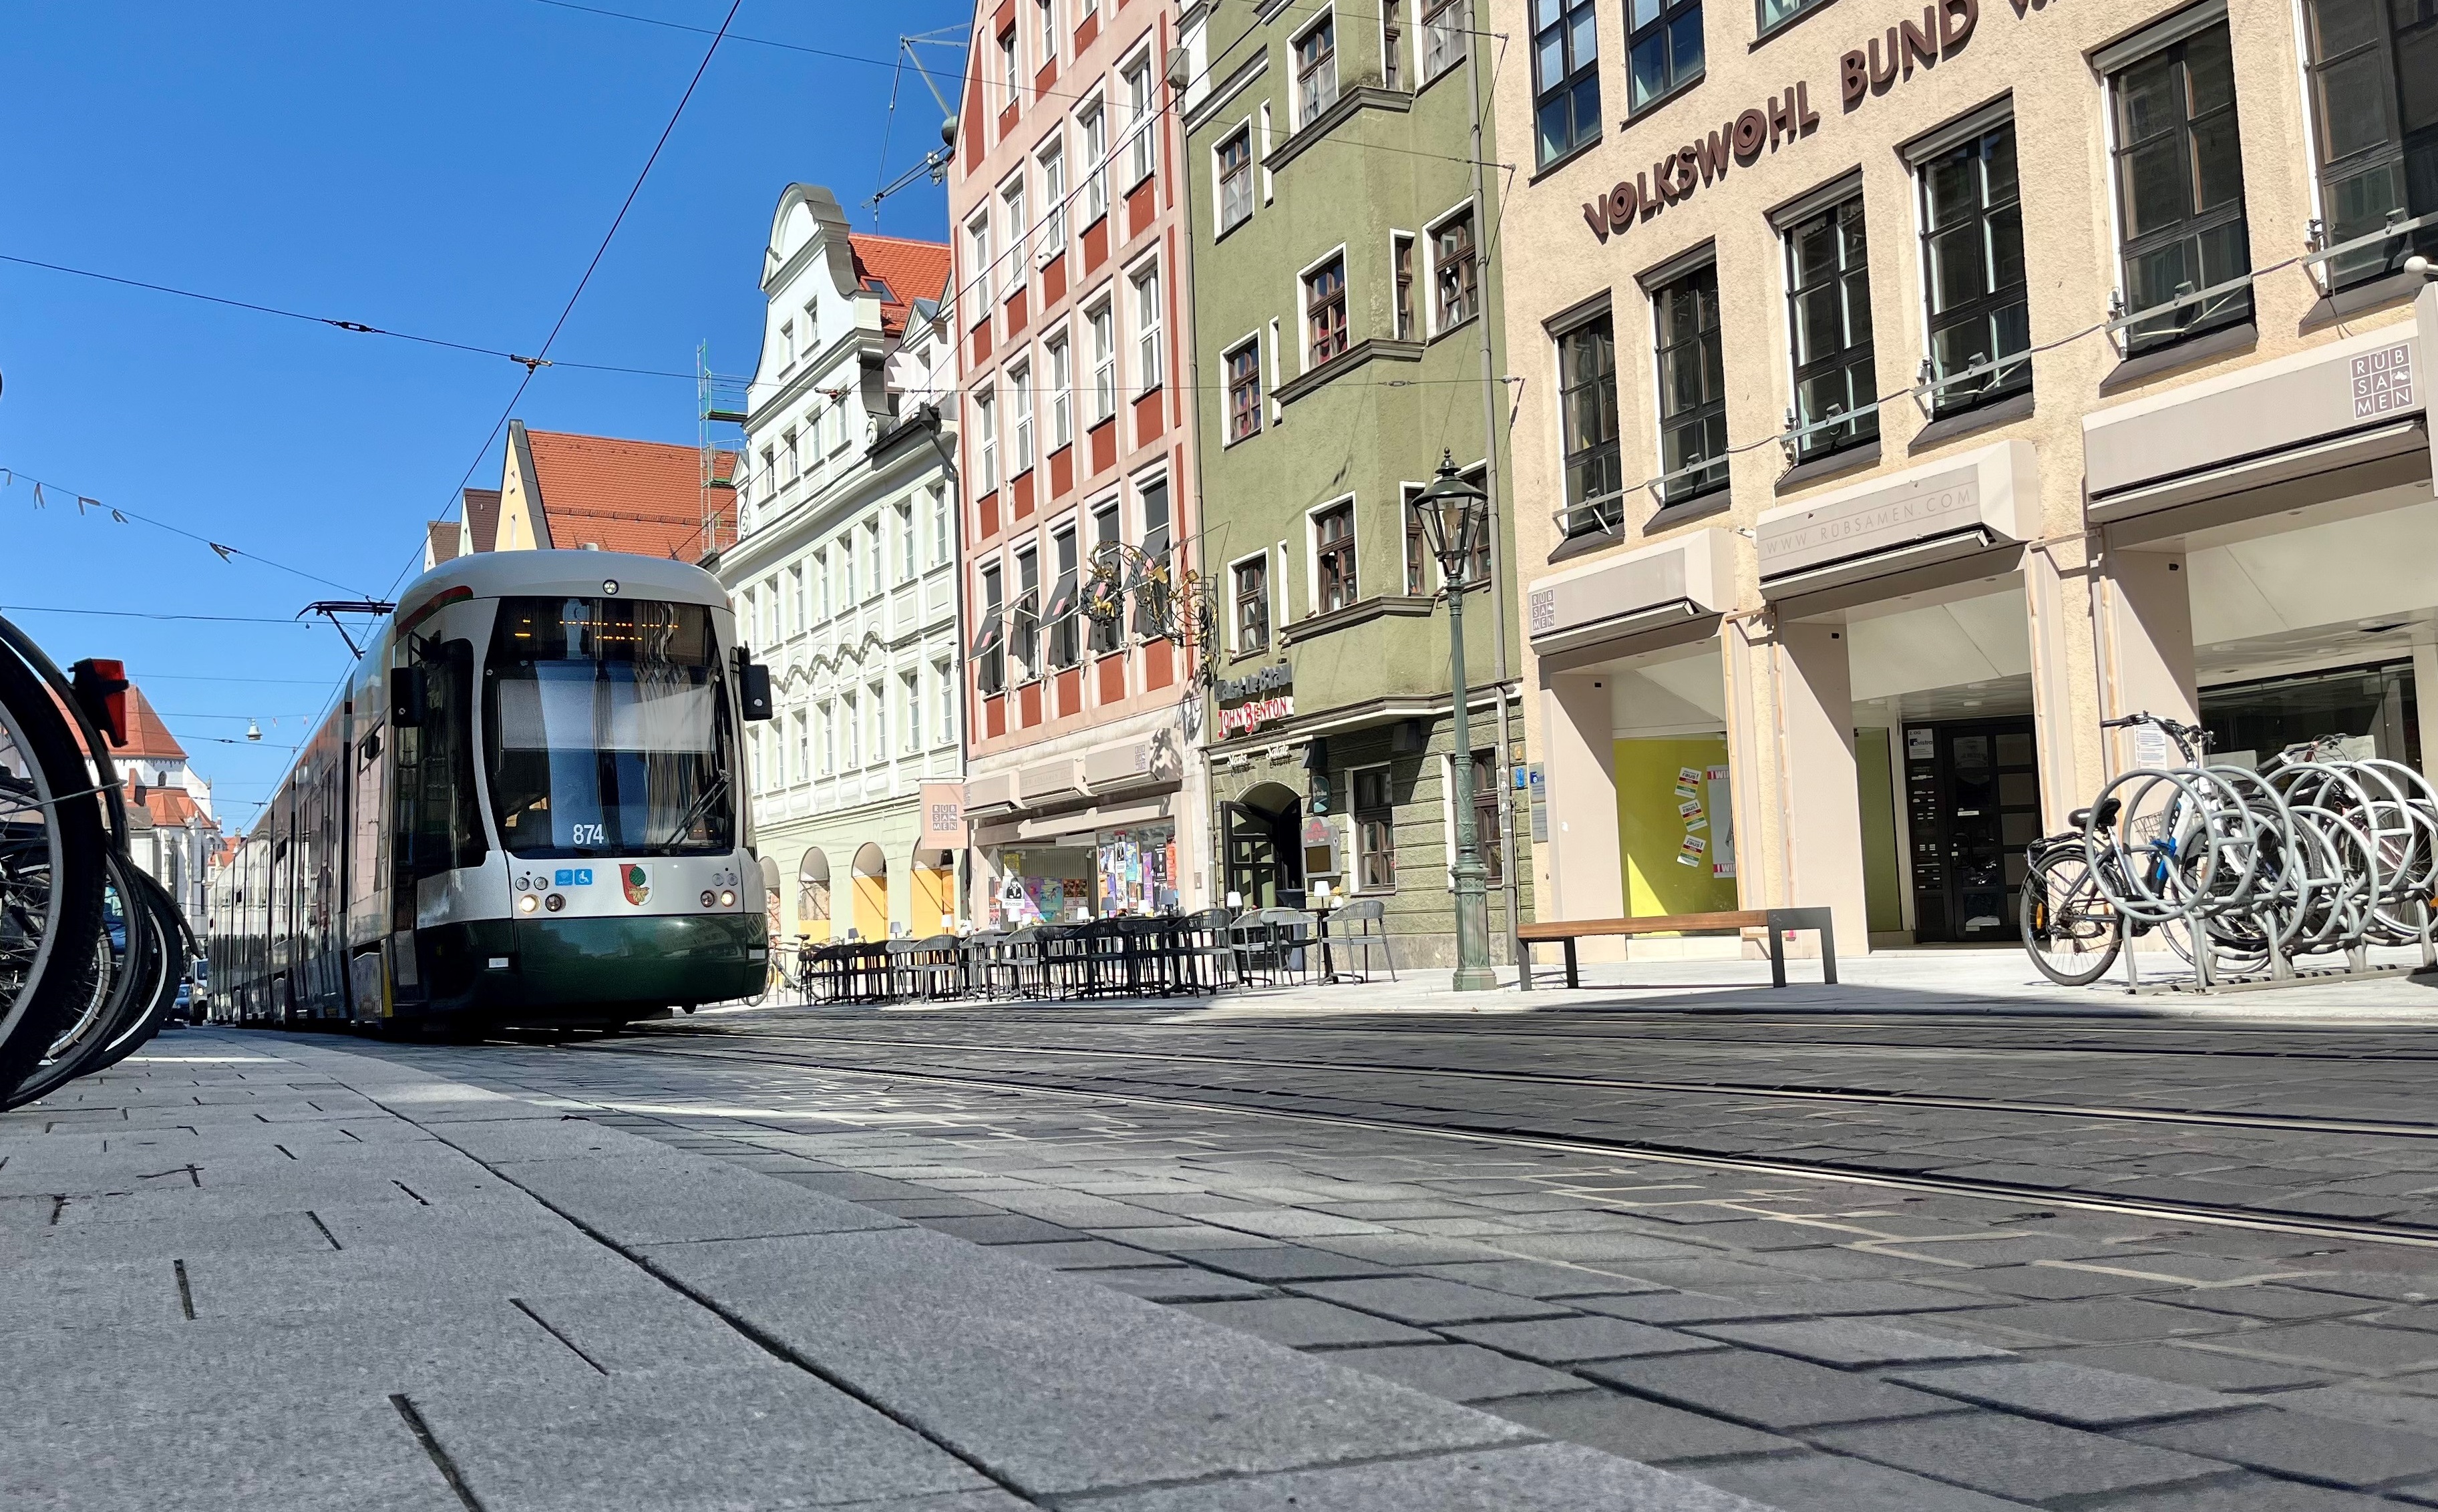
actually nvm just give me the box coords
[0,616,114,1093]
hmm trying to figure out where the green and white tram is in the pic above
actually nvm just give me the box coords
[205,552,773,1032]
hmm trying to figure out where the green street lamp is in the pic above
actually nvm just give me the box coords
[1413,451,1497,992]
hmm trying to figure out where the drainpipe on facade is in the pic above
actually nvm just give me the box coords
[1463,18,1528,989]
[919,395,969,925]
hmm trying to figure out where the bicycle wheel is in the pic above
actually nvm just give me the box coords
[6,852,164,1110]
[0,638,109,1093]
[2022,847,2122,986]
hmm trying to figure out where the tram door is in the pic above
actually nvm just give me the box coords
[1222,795,1304,909]
[1904,719,2041,943]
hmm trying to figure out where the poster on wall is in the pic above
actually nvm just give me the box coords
[1705,765,1735,880]
[1614,737,1739,914]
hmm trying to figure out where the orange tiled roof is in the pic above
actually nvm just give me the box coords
[522,430,737,562]
[848,234,950,337]
[426,521,460,563]
[130,780,203,827]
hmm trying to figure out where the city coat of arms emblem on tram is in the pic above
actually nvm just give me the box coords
[622,865,651,906]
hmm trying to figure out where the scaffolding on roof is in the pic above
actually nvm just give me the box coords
[698,339,749,564]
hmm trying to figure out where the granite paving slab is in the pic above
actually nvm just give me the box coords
[1072,1441,1778,1511]
[1810,1410,2231,1501]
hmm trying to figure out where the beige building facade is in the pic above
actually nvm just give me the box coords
[1495,0,2438,955]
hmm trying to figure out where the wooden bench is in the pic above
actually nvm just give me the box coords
[1517,908,1838,989]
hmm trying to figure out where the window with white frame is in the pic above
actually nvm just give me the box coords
[978,564,1006,693]
[1233,554,1271,652]
[794,711,810,784]
[1001,176,1028,299]
[1047,331,1073,447]
[999,25,1019,109]
[965,212,991,309]
[1037,135,1067,259]
[869,682,886,761]
[1125,56,1157,185]
[798,560,813,624]
[1131,264,1163,392]
[975,388,997,491]
[759,445,775,501]
[844,688,861,768]
[1294,14,1338,126]
[894,500,915,582]
[863,519,882,598]
[1423,0,1468,81]
[903,669,923,751]
[1216,126,1254,233]
[1011,361,1036,473]
[1431,206,1479,330]
[1048,524,1081,668]
[1088,299,1115,421]
[1353,766,1396,890]
[929,486,949,568]
[1313,500,1357,614]
[935,660,954,744]
[1392,232,1416,341]
[1013,544,1041,679]
[1037,0,1056,69]
[814,548,830,619]
[1384,0,1406,89]
[783,428,800,484]
[1226,337,1262,442]
[839,530,856,606]
[1079,98,1109,222]
[1089,500,1121,653]
[788,565,805,632]
[820,700,836,774]
[779,320,796,371]
[1134,476,1172,639]
[1306,254,1349,366]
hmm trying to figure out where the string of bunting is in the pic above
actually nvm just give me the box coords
[1,463,367,594]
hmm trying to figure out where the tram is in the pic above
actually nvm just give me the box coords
[205,552,773,1032]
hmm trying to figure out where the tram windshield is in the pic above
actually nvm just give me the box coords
[484,596,734,857]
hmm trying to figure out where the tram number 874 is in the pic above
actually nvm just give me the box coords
[570,822,607,846]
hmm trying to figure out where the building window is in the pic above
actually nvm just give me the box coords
[894,500,915,582]
[844,689,861,769]
[1079,98,1109,222]
[788,565,806,632]
[934,661,954,743]
[783,429,800,484]
[1132,265,1164,392]
[1049,526,1081,668]
[1011,361,1035,473]
[864,520,881,598]
[1467,749,1504,884]
[966,212,991,309]
[1306,256,1349,366]
[1432,208,1478,330]
[1532,0,1600,164]
[1227,339,1263,442]
[1037,138,1067,258]
[1354,766,1396,890]
[1295,15,1338,126]
[820,701,836,773]
[1001,178,1028,299]
[1037,0,1056,68]
[904,670,923,752]
[1393,233,1416,341]
[974,389,997,492]
[1627,0,1703,112]
[1047,333,1073,448]
[1652,261,1727,506]
[1403,484,1431,594]
[1918,120,2029,417]
[870,683,887,763]
[1088,301,1116,421]
[1090,502,1122,653]
[1135,478,1172,640]
[1234,555,1271,652]
[1314,501,1357,613]
[1384,0,1405,89]
[1014,546,1041,681]
[794,711,810,784]
[2111,26,2249,351]
[929,488,950,568]
[1125,57,1157,185]
[1556,313,1621,535]
[814,548,830,619]
[2302,0,2438,287]
[779,320,796,371]
[999,27,1019,108]
[1217,127,1254,233]
[1783,195,1878,462]
[1423,0,1468,79]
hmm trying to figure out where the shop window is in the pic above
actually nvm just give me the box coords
[1557,311,1622,536]
[2109,25,2250,351]
[1433,209,1479,333]
[1294,13,1338,128]
[1306,255,1349,367]
[1217,127,1254,234]
[1650,260,1727,508]
[1354,765,1397,890]
[1783,193,1878,462]
[2302,0,2438,288]
[1314,500,1357,613]
[1423,0,1467,79]
[1226,339,1263,442]
[1916,118,2029,417]
[1532,0,1601,166]
[2201,659,2422,769]
[1627,0,1703,113]
[1234,555,1271,652]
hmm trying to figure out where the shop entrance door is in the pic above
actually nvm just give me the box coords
[1222,794,1304,909]
[1902,718,2041,944]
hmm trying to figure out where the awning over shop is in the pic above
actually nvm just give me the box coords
[1526,526,1736,663]
[1755,439,2037,604]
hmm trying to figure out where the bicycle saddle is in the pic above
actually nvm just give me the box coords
[2069,797,2122,830]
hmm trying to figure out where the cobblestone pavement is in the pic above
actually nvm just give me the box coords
[335,999,2438,1511]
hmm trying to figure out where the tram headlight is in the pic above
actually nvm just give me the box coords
[545,892,565,912]
[719,889,737,908]
[518,894,540,914]
[701,890,717,908]
[602,578,620,595]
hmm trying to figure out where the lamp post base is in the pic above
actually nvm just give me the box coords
[1449,964,1499,992]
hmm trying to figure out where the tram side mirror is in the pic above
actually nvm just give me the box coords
[737,655,773,722]
[69,658,130,747]
[391,666,428,727]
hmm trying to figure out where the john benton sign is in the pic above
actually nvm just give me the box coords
[1216,661,1294,740]
[1584,0,1987,242]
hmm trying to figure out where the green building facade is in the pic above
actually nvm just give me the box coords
[1178,0,1530,968]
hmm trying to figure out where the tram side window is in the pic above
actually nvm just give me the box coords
[395,640,487,878]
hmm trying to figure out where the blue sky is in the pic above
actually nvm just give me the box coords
[0,0,965,826]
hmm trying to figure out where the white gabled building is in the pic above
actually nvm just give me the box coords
[721,183,964,943]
